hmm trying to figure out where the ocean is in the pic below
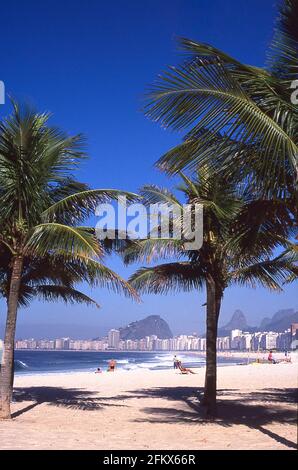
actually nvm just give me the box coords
[14,350,239,376]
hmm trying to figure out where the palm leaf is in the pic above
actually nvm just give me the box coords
[123,238,185,265]
[230,251,297,291]
[267,0,298,85]
[145,57,298,184]
[25,223,102,259]
[129,262,205,294]
[20,284,100,308]
[42,189,139,224]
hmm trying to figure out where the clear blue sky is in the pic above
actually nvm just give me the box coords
[0,0,296,338]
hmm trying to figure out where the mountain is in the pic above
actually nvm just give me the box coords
[223,309,248,330]
[119,315,173,340]
[259,309,298,332]
[217,308,298,337]
[259,317,272,330]
[217,310,255,336]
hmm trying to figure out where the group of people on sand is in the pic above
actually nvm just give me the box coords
[173,355,196,374]
[95,359,117,374]
[267,350,292,364]
[253,350,292,365]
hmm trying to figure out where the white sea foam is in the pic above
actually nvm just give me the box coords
[15,360,29,369]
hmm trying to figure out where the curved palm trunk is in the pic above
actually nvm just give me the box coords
[0,255,23,419]
[202,277,222,417]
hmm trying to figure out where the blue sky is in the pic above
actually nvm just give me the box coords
[0,0,297,338]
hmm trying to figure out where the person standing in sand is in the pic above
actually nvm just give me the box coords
[173,355,179,370]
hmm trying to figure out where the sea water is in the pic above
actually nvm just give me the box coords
[13,350,238,376]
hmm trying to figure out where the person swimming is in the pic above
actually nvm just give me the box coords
[108,359,116,372]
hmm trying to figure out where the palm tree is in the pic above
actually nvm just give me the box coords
[0,103,137,419]
[125,170,296,416]
[144,0,297,198]
[0,245,101,391]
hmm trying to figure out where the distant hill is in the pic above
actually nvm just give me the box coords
[222,309,248,330]
[119,315,173,340]
[259,309,298,332]
[218,310,255,336]
[216,308,297,337]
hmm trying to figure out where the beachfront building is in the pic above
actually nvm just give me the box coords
[251,333,262,351]
[108,329,120,350]
[260,332,278,350]
[230,329,242,349]
[54,338,70,350]
[240,333,253,351]
[217,336,230,351]
[276,329,292,351]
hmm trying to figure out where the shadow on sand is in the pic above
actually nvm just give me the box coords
[128,386,298,449]
[12,386,128,417]
[12,385,297,449]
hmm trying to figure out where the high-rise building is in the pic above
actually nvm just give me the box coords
[108,329,120,349]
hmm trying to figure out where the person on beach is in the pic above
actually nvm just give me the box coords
[108,359,116,372]
[173,355,179,370]
[95,367,102,374]
[268,351,276,364]
[178,362,196,374]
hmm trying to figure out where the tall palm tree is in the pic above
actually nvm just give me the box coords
[125,170,296,416]
[144,0,298,198]
[0,103,137,419]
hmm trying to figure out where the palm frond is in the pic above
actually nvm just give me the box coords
[146,57,297,185]
[230,251,297,291]
[25,223,102,259]
[129,262,205,294]
[25,285,100,307]
[123,238,185,265]
[42,189,139,224]
[267,0,298,85]
[140,185,181,206]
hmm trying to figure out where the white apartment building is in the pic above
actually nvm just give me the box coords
[108,329,120,349]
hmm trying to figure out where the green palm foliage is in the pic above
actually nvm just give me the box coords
[0,102,137,419]
[125,169,296,416]
[144,0,298,197]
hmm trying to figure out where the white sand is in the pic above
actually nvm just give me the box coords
[0,362,297,450]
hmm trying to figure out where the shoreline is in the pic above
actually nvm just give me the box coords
[15,348,294,357]
[14,360,240,378]
[14,350,297,377]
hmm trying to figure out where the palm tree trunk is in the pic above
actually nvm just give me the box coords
[202,277,222,417]
[0,255,23,419]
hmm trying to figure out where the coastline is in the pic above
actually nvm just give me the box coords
[1,361,296,450]
[13,349,296,377]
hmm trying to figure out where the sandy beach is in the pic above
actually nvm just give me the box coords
[0,360,297,450]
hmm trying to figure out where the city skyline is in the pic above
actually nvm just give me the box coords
[11,322,298,353]
[2,305,296,341]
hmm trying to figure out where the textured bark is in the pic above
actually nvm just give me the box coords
[0,255,23,419]
[202,277,222,417]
